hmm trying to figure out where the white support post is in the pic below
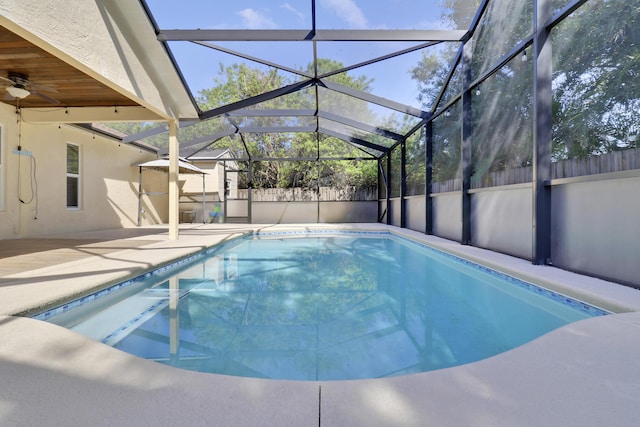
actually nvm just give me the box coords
[168,120,179,240]
[202,173,206,224]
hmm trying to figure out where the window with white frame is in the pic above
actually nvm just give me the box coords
[66,143,80,208]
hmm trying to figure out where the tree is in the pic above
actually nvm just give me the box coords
[409,0,481,110]
[551,0,640,160]
[195,60,379,189]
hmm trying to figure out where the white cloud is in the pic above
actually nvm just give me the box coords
[281,3,305,22]
[237,8,278,29]
[321,0,368,29]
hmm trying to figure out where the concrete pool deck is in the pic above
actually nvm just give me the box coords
[1,224,640,426]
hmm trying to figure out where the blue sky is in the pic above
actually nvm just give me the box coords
[147,1,450,30]
[146,0,457,110]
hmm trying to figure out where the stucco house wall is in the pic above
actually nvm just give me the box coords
[0,103,161,239]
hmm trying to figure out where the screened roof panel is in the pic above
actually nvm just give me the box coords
[190,41,314,77]
[318,117,396,150]
[230,87,317,111]
[181,134,244,158]
[169,41,311,111]
[136,130,169,151]
[319,135,386,158]
[317,86,422,134]
[319,42,449,110]
[180,116,234,136]
[319,133,386,158]
[135,0,483,156]
[315,41,433,72]
[314,0,466,30]
[318,118,397,152]
[318,134,377,159]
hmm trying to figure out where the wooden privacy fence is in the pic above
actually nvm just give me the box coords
[230,149,639,198]
[431,148,640,192]
[237,186,377,201]
[432,179,463,193]
[551,148,640,179]
[471,166,533,189]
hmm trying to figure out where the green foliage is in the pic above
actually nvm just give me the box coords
[432,102,462,183]
[413,0,639,187]
[198,63,288,109]
[191,60,380,189]
[471,52,534,184]
[441,0,482,30]
[470,0,533,79]
[314,58,374,92]
[411,50,446,109]
[551,0,640,160]
[410,47,459,110]
[320,159,378,188]
[409,0,480,110]
[405,128,427,195]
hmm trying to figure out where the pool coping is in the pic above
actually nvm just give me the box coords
[2,223,640,426]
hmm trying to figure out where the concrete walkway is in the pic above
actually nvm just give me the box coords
[1,224,640,426]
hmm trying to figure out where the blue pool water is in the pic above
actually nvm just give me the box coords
[38,231,608,380]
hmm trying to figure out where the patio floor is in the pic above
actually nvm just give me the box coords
[1,224,640,426]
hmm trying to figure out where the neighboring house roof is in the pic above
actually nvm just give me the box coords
[71,123,160,154]
[182,148,231,161]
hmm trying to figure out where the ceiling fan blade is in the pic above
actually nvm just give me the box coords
[31,90,60,105]
[0,76,15,86]
[28,83,57,93]
[3,93,15,101]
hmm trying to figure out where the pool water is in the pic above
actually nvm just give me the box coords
[41,232,608,380]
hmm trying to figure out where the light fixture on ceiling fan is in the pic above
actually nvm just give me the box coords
[6,84,30,99]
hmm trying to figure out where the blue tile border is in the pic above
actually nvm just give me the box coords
[253,229,389,238]
[33,229,610,322]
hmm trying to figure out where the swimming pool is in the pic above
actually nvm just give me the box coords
[37,231,608,380]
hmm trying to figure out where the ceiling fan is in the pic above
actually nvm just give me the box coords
[1,71,60,104]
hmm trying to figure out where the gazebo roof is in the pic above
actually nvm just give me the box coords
[134,158,207,175]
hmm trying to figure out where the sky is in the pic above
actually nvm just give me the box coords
[145,0,461,111]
